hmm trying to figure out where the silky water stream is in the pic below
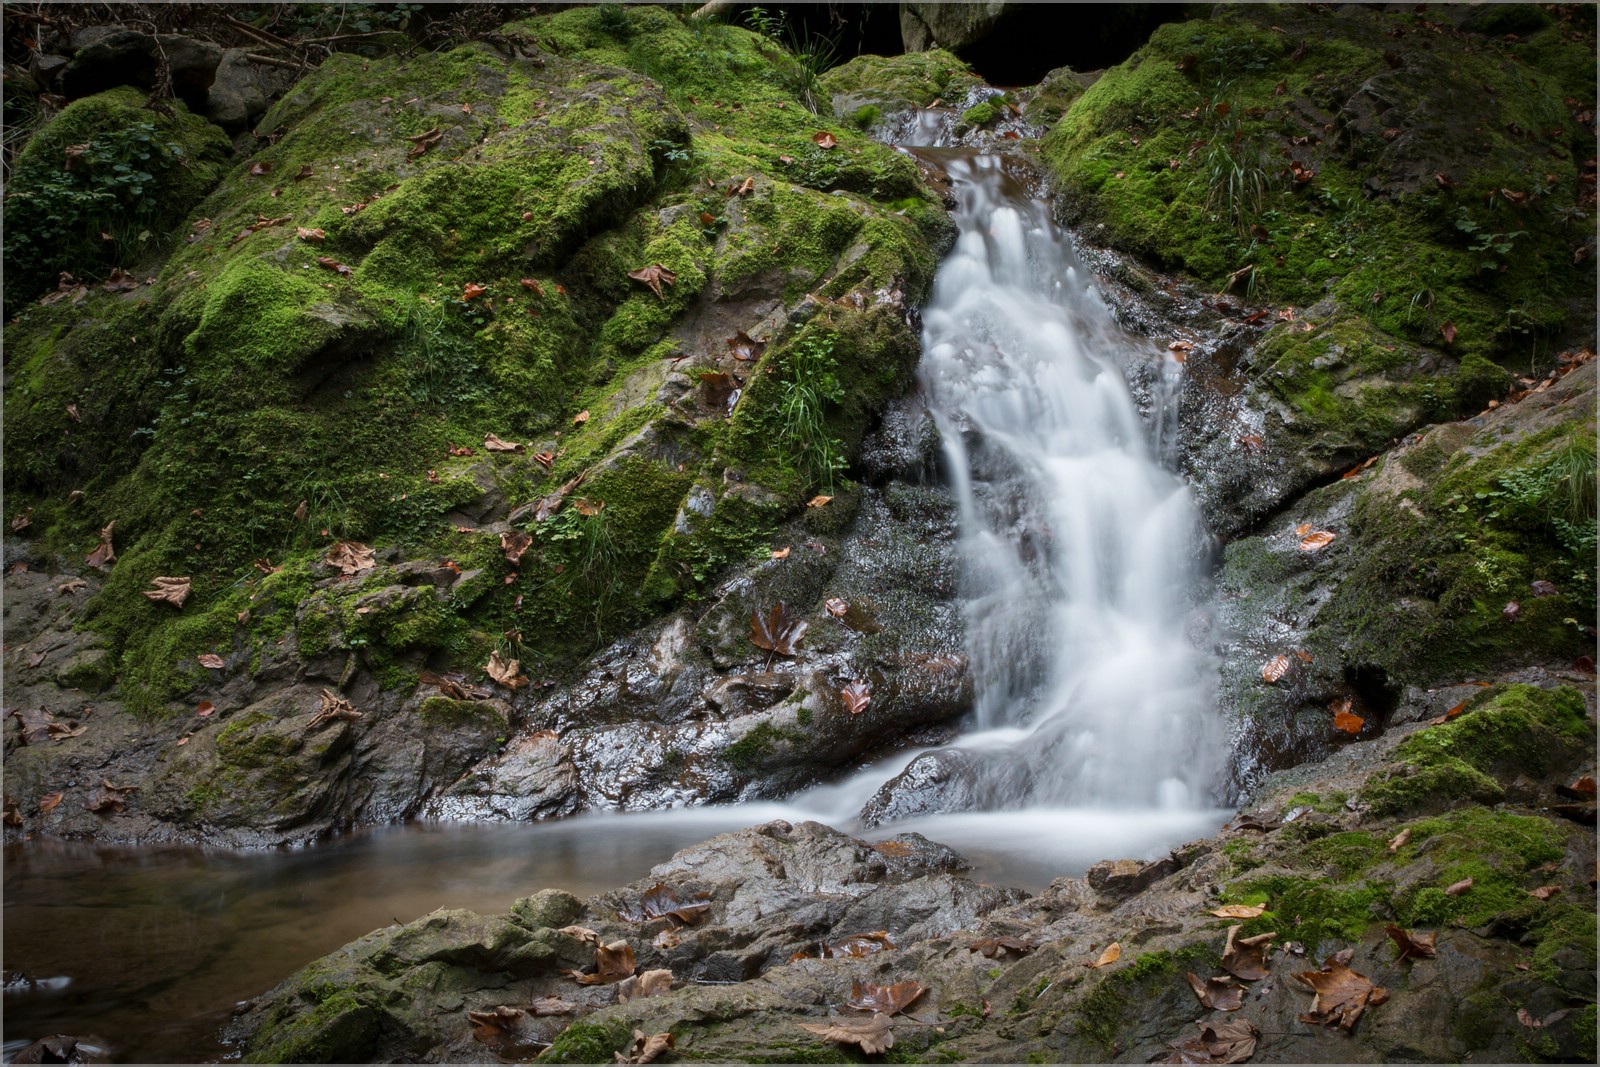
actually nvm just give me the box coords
[3,147,1228,1063]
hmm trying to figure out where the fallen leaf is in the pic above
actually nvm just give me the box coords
[501,530,532,565]
[296,226,326,242]
[750,602,807,658]
[1529,884,1561,900]
[563,938,636,985]
[308,689,361,730]
[1299,529,1336,551]
[1261,655,1292,683]
[847,978,927,1015]
[1,796,20,826]
[325,541,375,575]
[1155,1018,1260,1065]
[617,883,712,926]
[812,130,838,149]
[969,935,1033,958]
[1386,827,1412,852]
[1556,775,1597,799]
[86,522,117,569]
[1089,942,1122,968]
[840,680,871,715]
[485,650,528,689]
[824,597,849,619]
[143,576,192,607]
[1529,579,1559,597]
[532,451,556,470]
[737,176,755,196]
[1295,960,1387,1031]
[807,495,833,508]
[652,929,681,951]
[615,1029,674,1064]
[798,1014,892,1055]
[558,925,600,944]
[293,499,309,521]
[1222,927,1276,980]
[573,498,605,516]
[627,264,677,299]
[699,370,739,413]
[1445,877,1474,896]
[1384,924,1436,960]
[248,161,272,175]
[462,282,488,301]
[294,164,314,180]
[1331,698,1364,735]
[616,969,676,1002]
[38,792,63,814]
[1440,321,1457,345]
[196,701,216,717]
[529,995,578,1015]
[770,545,791,560]
[1187,972,1245,1011]
[1517,1007,1543,1029]
[572,410,590,426]
[408,127,443,157]
[1502,600,1522,622]
[87,779,139,814]
[1209,904,1267,919]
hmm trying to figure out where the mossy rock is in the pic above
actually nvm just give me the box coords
[820,48,981,112]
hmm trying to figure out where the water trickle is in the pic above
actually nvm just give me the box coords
[839,146,1224,818]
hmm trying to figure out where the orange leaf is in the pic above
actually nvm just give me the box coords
[1088,942,1121,968]
[1386,827,1411,851]
[1333,708,1365,735]
[196,700,216,717]
[825,597,848,618]
[572,410,590,426]
[1261,655,1292,683]
[807,495,833,508]
[1529,884,1562,900]
[1384,924,1436,960]
[812,131,838,149]
[462,282,488,300]
[840,680,871,715]
[770,546,791,560]
[1294,522,1312,536]
[519,277,543,295]
[1299,529,1336,551]
[38,792,64,813]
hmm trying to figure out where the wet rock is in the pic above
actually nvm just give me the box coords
[1084,855,1181,902]
[203,48,297,131]
[60,30,222,109]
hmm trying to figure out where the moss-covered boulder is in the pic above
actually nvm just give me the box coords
[1216,359,1595,786]
[1038,4,1596,531]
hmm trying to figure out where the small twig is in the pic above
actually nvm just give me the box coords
[242,52,304,70]
[219,13,294,50]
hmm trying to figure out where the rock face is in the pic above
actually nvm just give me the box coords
[234,685,1596,1063]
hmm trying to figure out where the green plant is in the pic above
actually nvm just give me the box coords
[1454,209,1529,271]
[400,298,484,411]
[1195,99,1272,234]
[541,507,622,633]
[777,331,846,494]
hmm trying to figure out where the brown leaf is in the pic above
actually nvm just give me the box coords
[1209,904,1267,919]
[308,689,361,731]
[564,939,637,985]
[574,498,605,516]
[8,708,57,746]
[825,597,849,618]
[296,226,326,242]
[462,282,488,300]
[737,176,755,196]
[807,495,833,508]
[770,545,791,560]
[1331,698,1364,736]
[617,882,713,926]
[1261,655,1292,683]
[1502,600,1522,622]
[87,779,139,814]
[750,602,807,658]
[408,127,443,157]
[481,432,523,453]
[529,995,578,1015]
[196,701,216,717]
[38,792,64,814]
[86,521,117,569]
[1440,321,1457,345]
[315,256,352,276]
[572,410,590,426]
[627,264,677,299]
[698,370,739,413]
[616,969,675,1002]
[501,530,533,565]
[1384,924,1437,961]
[1517,1007,1543,1029]
[699,211,716,226]
[143,576,192,607]
[1386,827,1412,852]
[1556,775,1597,799]
[294,164,314,180]
[969,935,1033,959]
[840,680,872,715]
[727,330,767,362]
[615,1029,674,1064]
[1222,927,1275,980]
[198,653,225,669]
[467,1005,550,1061]
[325,541,375,575]
[847,978,927,1015]
[248,161,272,175]
[485,650,528,689]
[798,1014,892,1055]
[1156,1018,1260,1065]
[101,269,140,293]
[1187,972,1245,1011]
[1296,960,1387,1031]
[1298,529,1336,551]
[1445,877,1473,896]
[1089,942,1122,968]
[812,130,838,149]
[2,796,21,827]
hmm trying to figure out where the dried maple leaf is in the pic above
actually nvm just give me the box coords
[8,709,59,746]
[1261,655,1292,683]
[840,680,871,715]
[480,432,524,455]
[143,576,192,607]
[969,935,1033,958]
[1298,529,1336,551]
[615,1030,674,1064]
[296,226,326,242]
[1209,904,1266,919]
[616,969,675,1002]
[1156,1019,1260,1065]
[1384,924,1437,960]
[798,1014,892,1055]
[1088,942,1122,968]
[86,522,117,569]
[627,264,677,299]
[501,530,532,565]
[727,330,767,362]
[308,689,362,730]
[847,978,927,1016]
[485,650,528,689]
[1222,926,1275,980]
[87,779,139,814]
[198,653,225,669]
[1187,973,1245,1011]
[462,282,487,300]
[1295,960,1387,1031]
[325,541,375,575]
[812,130,838,149]
[750,602,807,658]
[38,792,63,814]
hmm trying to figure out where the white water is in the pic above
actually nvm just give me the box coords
[796,150,1225,825]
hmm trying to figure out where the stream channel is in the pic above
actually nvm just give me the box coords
[3,134,1230,1063]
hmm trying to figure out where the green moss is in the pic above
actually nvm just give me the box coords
[959,101,999,128]
[244,989,382,1064]
[1069,945,1219,1055]
[539,1019,631,1064]
[724,720,804,771]
[417,696,506,728]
